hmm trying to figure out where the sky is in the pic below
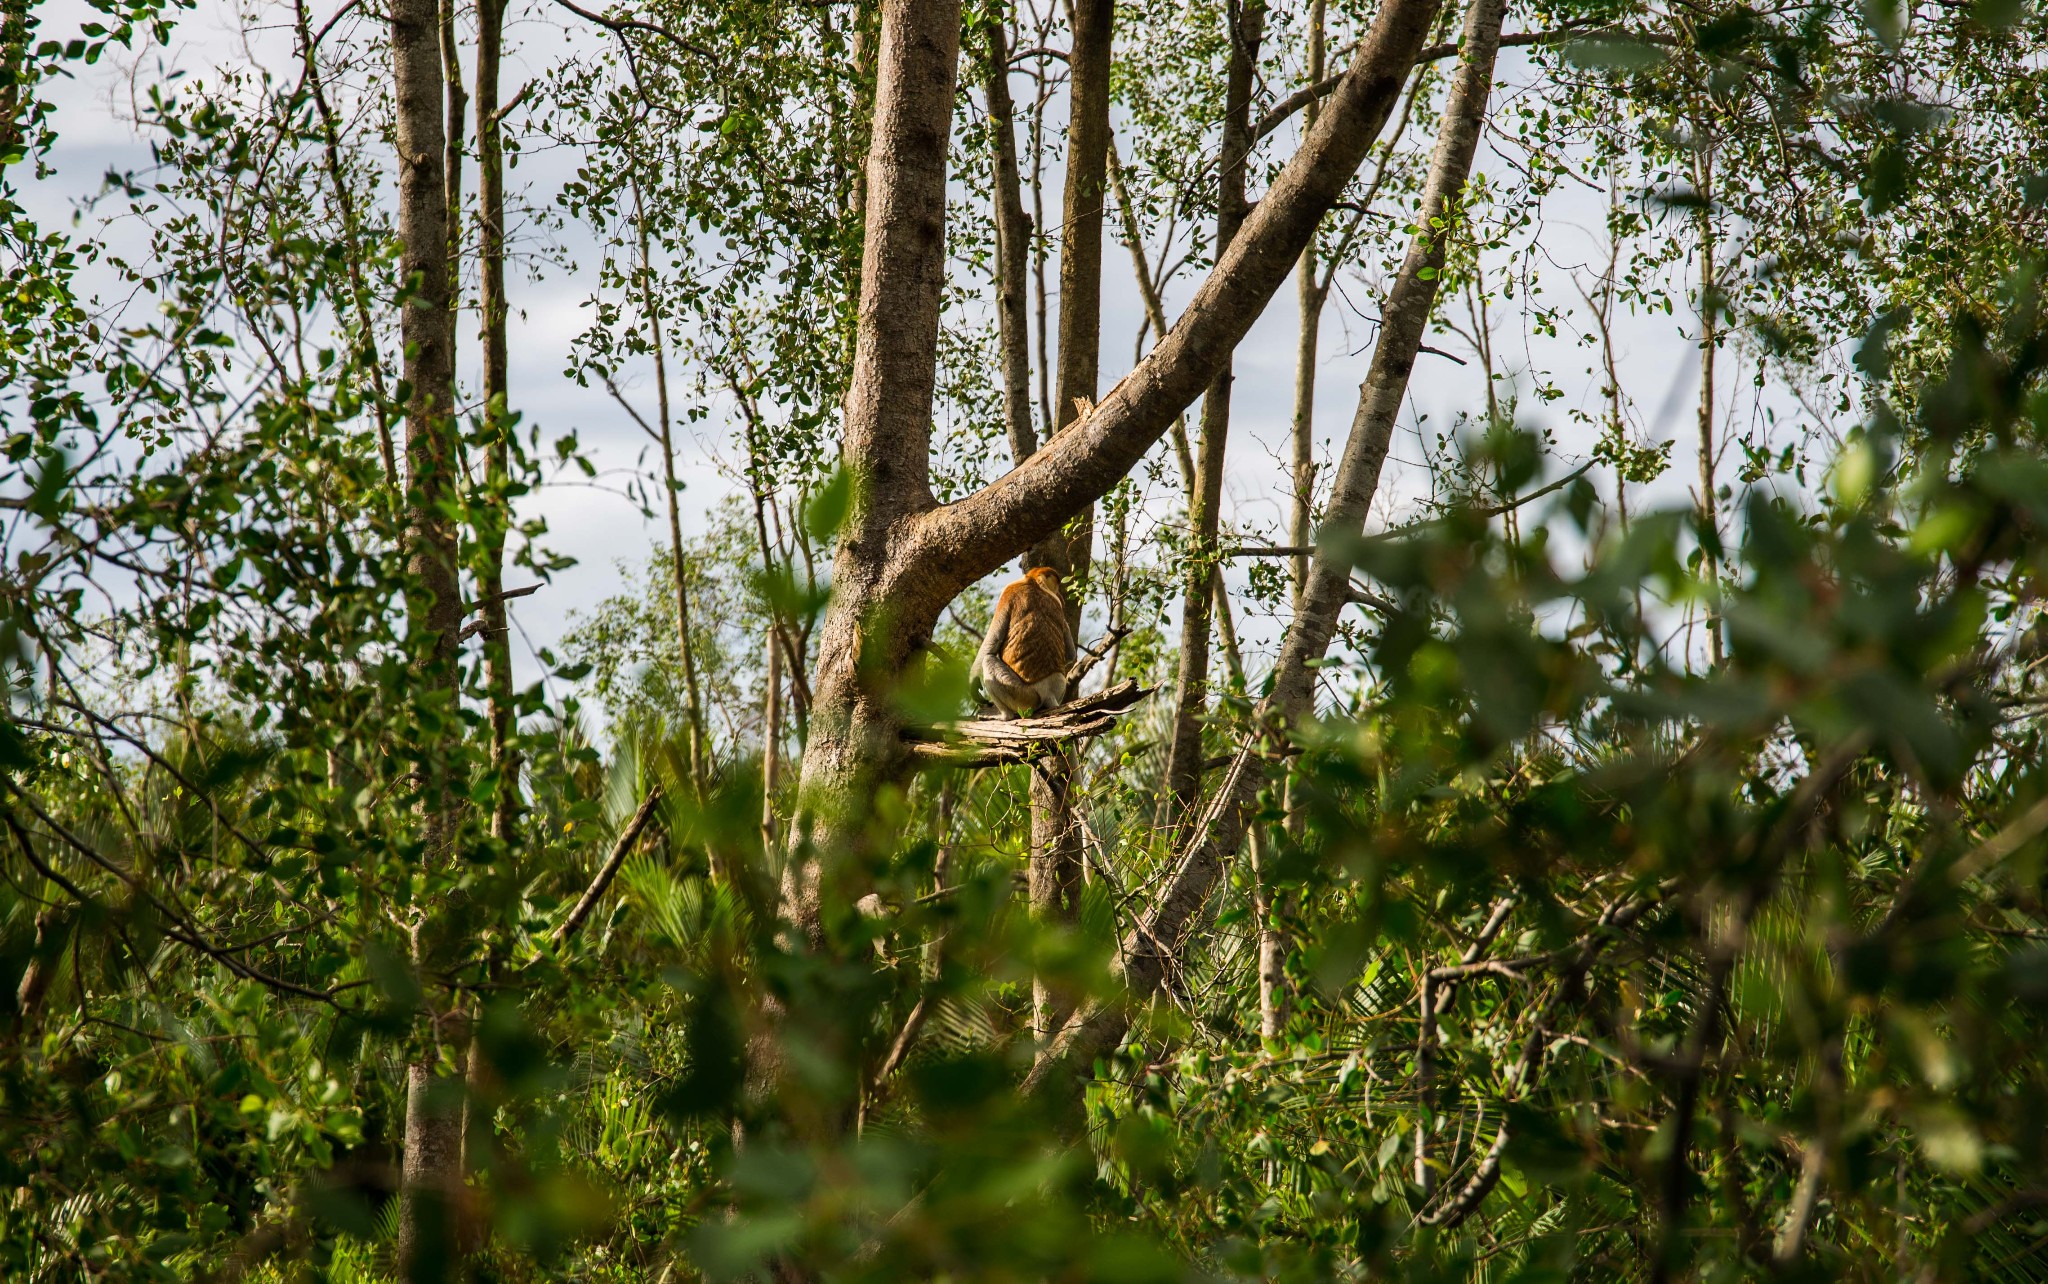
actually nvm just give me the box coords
[19,0,1762,706]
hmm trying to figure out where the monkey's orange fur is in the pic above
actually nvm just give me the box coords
[977,566,1077,717]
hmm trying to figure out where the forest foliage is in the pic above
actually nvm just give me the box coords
[5,0,2048,1278]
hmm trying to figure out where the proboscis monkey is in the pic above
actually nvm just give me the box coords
[975,567,1077,718]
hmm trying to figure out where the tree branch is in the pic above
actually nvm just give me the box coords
[904,0,1445,612]
[1067,625,1128,684]
[1253,24,1607,142]
[1227,460,1593,558]
[905,680,1151,770]
[549,0,717,59]
[551,785,663,947]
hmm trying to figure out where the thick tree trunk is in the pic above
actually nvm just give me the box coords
[1162,0,1264,818]
[1026,0,1507,1097]
[399,1060,462,1281]
[790,0,1439,944]
[391,0,465,1267]
[786,0,963,942]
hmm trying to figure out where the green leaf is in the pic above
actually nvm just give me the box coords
[804,466,852,543]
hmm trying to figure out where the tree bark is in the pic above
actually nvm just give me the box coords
[1162,0,1264,819]
[0,4,28,162]
[1042,0,1111,588]
[1265,0,1327,1040]
[786,0,964,941]
[476,0,518,847]
[1026,0,1506,1097]
[1023,0,1113,1042]
[462,0,516,1211]
[1289,0,1328,612]
[634,191,710,794]
[391,0,465,1266]
[985,18,1038,472]
[762,621,783,857]
[398,1059,462,1282]
[789,0,1439,941]
[1694,134,1724,669]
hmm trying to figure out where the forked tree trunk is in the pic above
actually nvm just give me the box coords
[1027,0,1509,1096]
[788,0,1439,951]
[391,0,465,1269]
[784,0,965,941]
[1162,0,1265,819]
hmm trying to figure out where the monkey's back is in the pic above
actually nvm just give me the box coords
[999,580,1070,684]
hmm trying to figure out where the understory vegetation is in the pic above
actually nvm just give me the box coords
[6,0,2048,1278]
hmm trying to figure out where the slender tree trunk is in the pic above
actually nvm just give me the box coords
[986,19,1038,470]
[633,195,709,793]
[463,0,515,1209]
[762,623,783,857]
[1695,136,1723,669]
[1028,0,1503,1098]
[1044,0,1111,588]
[293,0,399,488]
[1162,0,1265,818]
[0,4,29,162]
[440,0,466,270]
[1265,0,1326,1039]
[1106,138,1246,682]
[392,0,465,1267]
[1021,0,1114,1041]
[475,0,517,846]
[1027,7,1055,444]
[1289,0,1327,609]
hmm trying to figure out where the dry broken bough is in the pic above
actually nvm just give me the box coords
[905,626,1147,768]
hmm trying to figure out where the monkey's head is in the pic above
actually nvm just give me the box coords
[1026,566,1065,598]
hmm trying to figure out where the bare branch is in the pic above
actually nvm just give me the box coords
[905,681,1152,770]
[1228,461,1594,558]
[551,786,663,947]
[1253,25,1609,142]
[549,0,717,59]
[1066,625,1128,684]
